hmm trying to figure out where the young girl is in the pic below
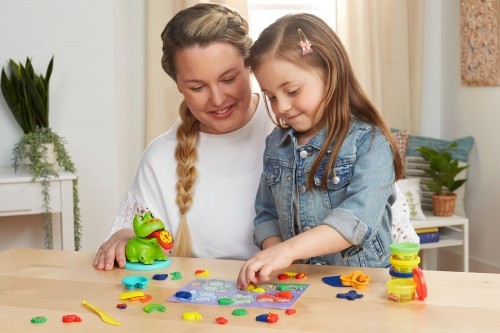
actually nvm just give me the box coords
[237,13,404,288]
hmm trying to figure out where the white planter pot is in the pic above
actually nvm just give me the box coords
[22,143,59,170]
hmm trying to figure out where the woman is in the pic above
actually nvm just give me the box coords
[93,3,275,270]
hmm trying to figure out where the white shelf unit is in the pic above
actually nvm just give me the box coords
[411,211,469,272]
[0,167,76,250]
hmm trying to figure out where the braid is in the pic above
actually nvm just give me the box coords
[173,100,199,257]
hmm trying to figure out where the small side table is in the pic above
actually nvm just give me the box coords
[0,166,77,250]
[412,212,469,272]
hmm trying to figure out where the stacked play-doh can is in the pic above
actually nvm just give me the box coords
[386,242,427,302]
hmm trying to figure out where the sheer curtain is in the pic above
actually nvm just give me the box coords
[336,0,425,134]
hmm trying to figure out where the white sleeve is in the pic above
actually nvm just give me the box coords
[391,182,420,244]
[106,189,147,240]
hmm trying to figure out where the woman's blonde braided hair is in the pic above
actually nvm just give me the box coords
[160,3,251,257]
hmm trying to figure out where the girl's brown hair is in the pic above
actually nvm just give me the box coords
[160,3,252,256]
[245,13,403,188]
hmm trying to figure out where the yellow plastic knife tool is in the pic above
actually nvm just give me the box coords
[82,300,121,326]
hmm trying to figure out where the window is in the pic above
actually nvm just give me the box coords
[247,0,336,41]
[247,0,336,90]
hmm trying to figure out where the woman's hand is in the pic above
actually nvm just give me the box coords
[93,228,134,270]
[237,241,294,289]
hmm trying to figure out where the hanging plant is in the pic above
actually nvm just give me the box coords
[1,57,82,250]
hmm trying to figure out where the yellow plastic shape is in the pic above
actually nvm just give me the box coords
[340,270,371,289]
[182,311,202,321]
[82,300,121,326]
[119,291,145,300]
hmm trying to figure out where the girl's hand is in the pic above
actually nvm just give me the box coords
[93,228,134,270]
[237,242,295,289]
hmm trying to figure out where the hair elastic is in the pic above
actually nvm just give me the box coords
[298,28,312,56]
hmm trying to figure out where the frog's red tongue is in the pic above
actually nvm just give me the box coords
[147,230,173,250]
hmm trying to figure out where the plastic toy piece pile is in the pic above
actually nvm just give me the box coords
[255,312,279,323]
[340,270,371,289]
[277,271,307,280]
[194,269,210,277]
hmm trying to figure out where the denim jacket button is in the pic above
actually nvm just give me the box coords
[333,176,340,184]
[299,185,307,193]
[299,150,308,158]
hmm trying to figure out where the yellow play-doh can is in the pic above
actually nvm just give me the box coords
[390,256,420,274]
[386,279,416,302]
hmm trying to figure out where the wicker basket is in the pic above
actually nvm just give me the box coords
[432,194,457,217]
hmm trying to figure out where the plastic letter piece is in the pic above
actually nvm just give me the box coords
[336,290,364,300]
[322,275,346,287]
[62,314,82,323]
[182,311,202,321]
[122,275,150,290]
[30,316,47,324]
[215,317,228,324]
[152,273,168,280]
[232,309,248,316]
[175,291,192,300]
[119,291,145,300]
[143,303,166,313]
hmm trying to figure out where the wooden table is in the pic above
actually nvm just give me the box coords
[1,248,499,332]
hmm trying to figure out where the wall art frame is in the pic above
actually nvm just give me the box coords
[460,0,500,86]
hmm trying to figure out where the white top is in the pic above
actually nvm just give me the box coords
[108,96,275,260]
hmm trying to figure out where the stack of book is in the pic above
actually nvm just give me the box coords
[416,227,440,244]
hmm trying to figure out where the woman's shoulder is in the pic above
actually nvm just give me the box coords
[139,120,180,164]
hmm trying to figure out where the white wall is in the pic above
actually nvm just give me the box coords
[440,1,500,272]
[0,0,145,252]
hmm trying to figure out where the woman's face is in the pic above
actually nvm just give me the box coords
[174,42,253,134]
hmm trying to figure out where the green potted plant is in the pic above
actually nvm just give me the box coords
[416,142,468,216]
[1,57,82,250]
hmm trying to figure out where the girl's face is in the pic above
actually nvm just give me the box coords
[254,58,325,144]
[175,42,254,134]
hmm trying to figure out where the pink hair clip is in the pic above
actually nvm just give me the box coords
[298,28,312,56]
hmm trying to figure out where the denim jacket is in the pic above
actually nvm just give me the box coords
[254,119,396,268]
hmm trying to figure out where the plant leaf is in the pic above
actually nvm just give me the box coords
[1,68,30,133]
[20,65,47,128]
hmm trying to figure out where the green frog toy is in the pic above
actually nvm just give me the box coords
[125,211,174,265]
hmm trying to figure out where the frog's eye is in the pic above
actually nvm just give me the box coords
[139,216,144,221]
[150,212,155,218]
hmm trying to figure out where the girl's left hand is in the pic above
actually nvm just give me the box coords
[237,242,295,289]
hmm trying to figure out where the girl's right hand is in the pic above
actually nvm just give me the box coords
[236,242,295,289]
[93,228,134,271]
